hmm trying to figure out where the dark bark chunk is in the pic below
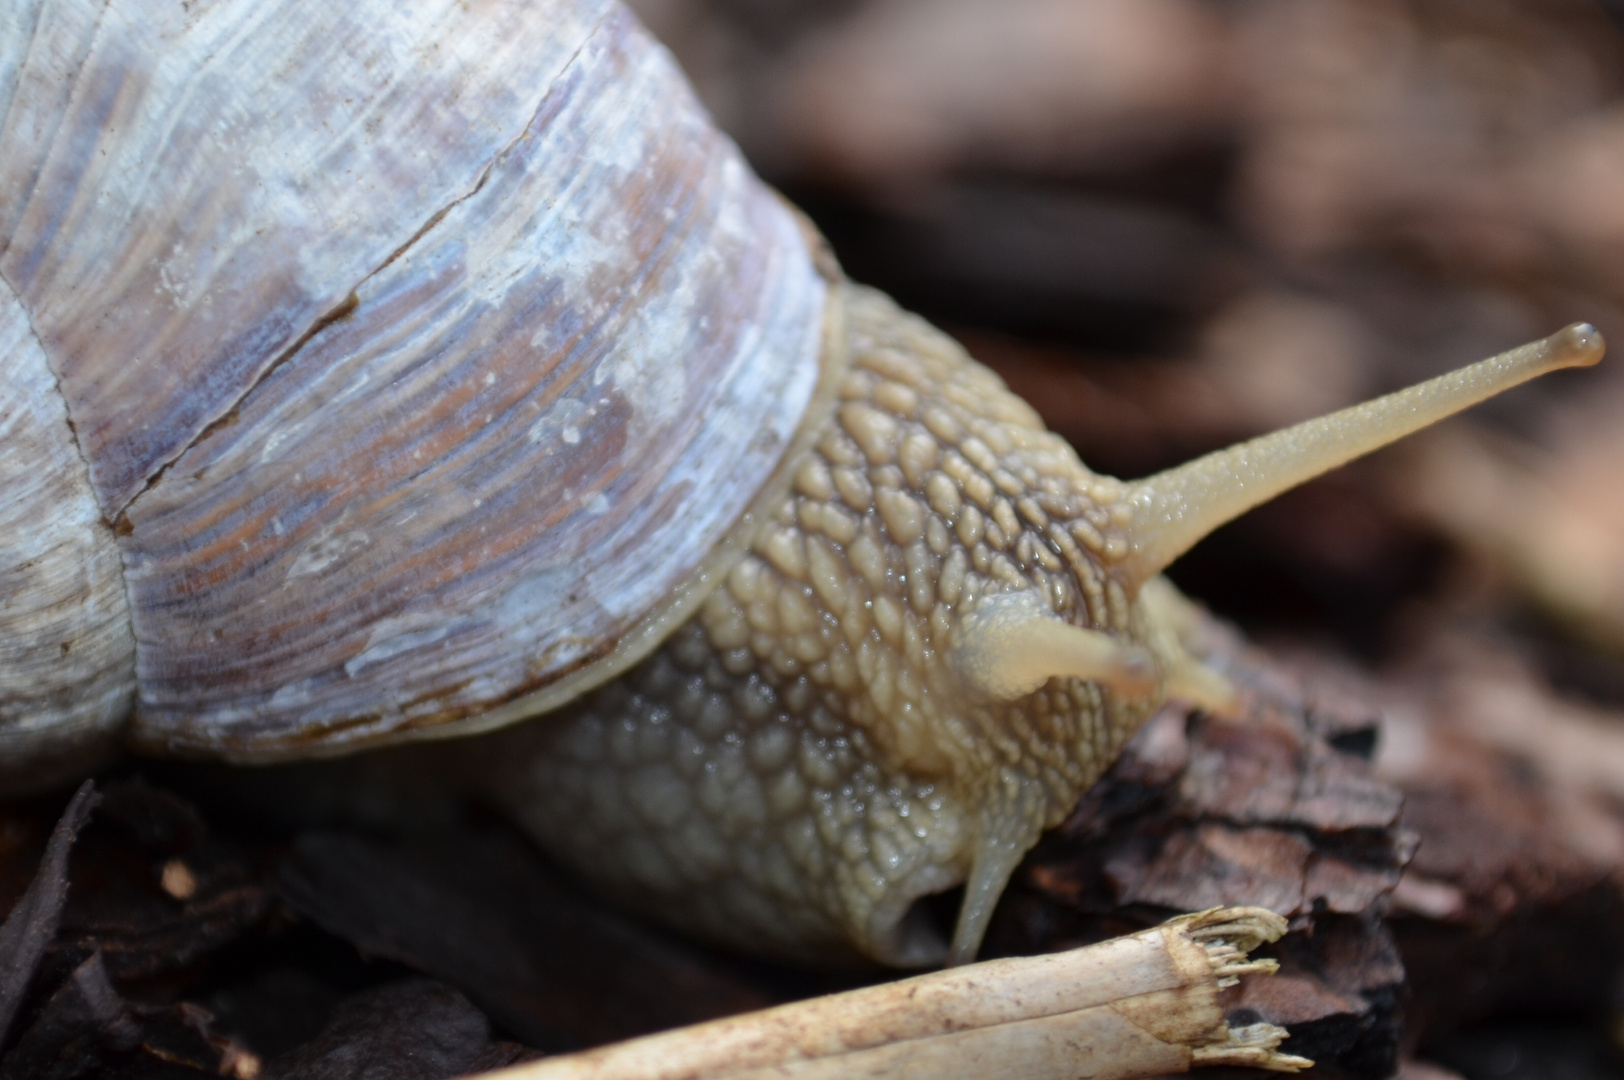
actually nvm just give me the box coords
[279,826,771,1052]
[0,951,137,1080]
[0,781,97,1048]
[52,778,273,982]
[265,979,509,1080]
[988,644,1416,1078]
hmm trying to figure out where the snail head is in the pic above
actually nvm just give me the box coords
[936,319,1604,963]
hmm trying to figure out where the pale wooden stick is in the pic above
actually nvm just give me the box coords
[471,907,1311,1080]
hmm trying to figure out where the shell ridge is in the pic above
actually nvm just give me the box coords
[0,1,51,140]
[340,0,619,290]
[0,0,110,258]
[114,3,621,525]
[0,252,139,772]
[0,264,136,688]
[94,3,280,228]
[113,4,654,667]
[0,261,132,628]
[303,6,736,569]
[0,268,135,789]
[2,0,616,511]
[5,1,151,297]
[388,18,779,637]
[0,263,106,527]
[574,165,812,601]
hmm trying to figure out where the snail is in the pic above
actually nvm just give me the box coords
[0,0,1605,969]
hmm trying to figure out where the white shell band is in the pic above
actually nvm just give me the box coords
[0,273,134,788]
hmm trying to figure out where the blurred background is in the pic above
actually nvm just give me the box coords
[627,0,1624,687]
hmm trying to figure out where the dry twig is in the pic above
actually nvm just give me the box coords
[475,907,1309,1080]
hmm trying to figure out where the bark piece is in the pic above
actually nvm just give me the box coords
[52,779,272,982]
[265,979,521,1080]
[0,781,97,1045]
[134,999,263,1079]
[989,634,1414,1079]
[0,951,137,1080]
[278,828,771,1051]
[1215,639,1624,1055]
[1368,640,1624,1040]
[1007,689,1411,928]
[1231,914,1404,1080]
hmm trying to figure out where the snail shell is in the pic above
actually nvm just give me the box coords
[0,0,1604,966]
[2,0,832,772]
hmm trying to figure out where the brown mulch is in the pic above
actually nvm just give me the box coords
[3,604,1624,1077]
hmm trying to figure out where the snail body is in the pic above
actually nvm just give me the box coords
[0,0,1604,966]
[471,284,1181,966]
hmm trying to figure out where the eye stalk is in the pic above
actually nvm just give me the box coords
[1121,323,1604,585]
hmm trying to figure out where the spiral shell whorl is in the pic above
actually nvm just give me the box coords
[1,0,829,762]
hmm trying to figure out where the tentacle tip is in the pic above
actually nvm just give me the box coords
[1555,322,1605,367]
